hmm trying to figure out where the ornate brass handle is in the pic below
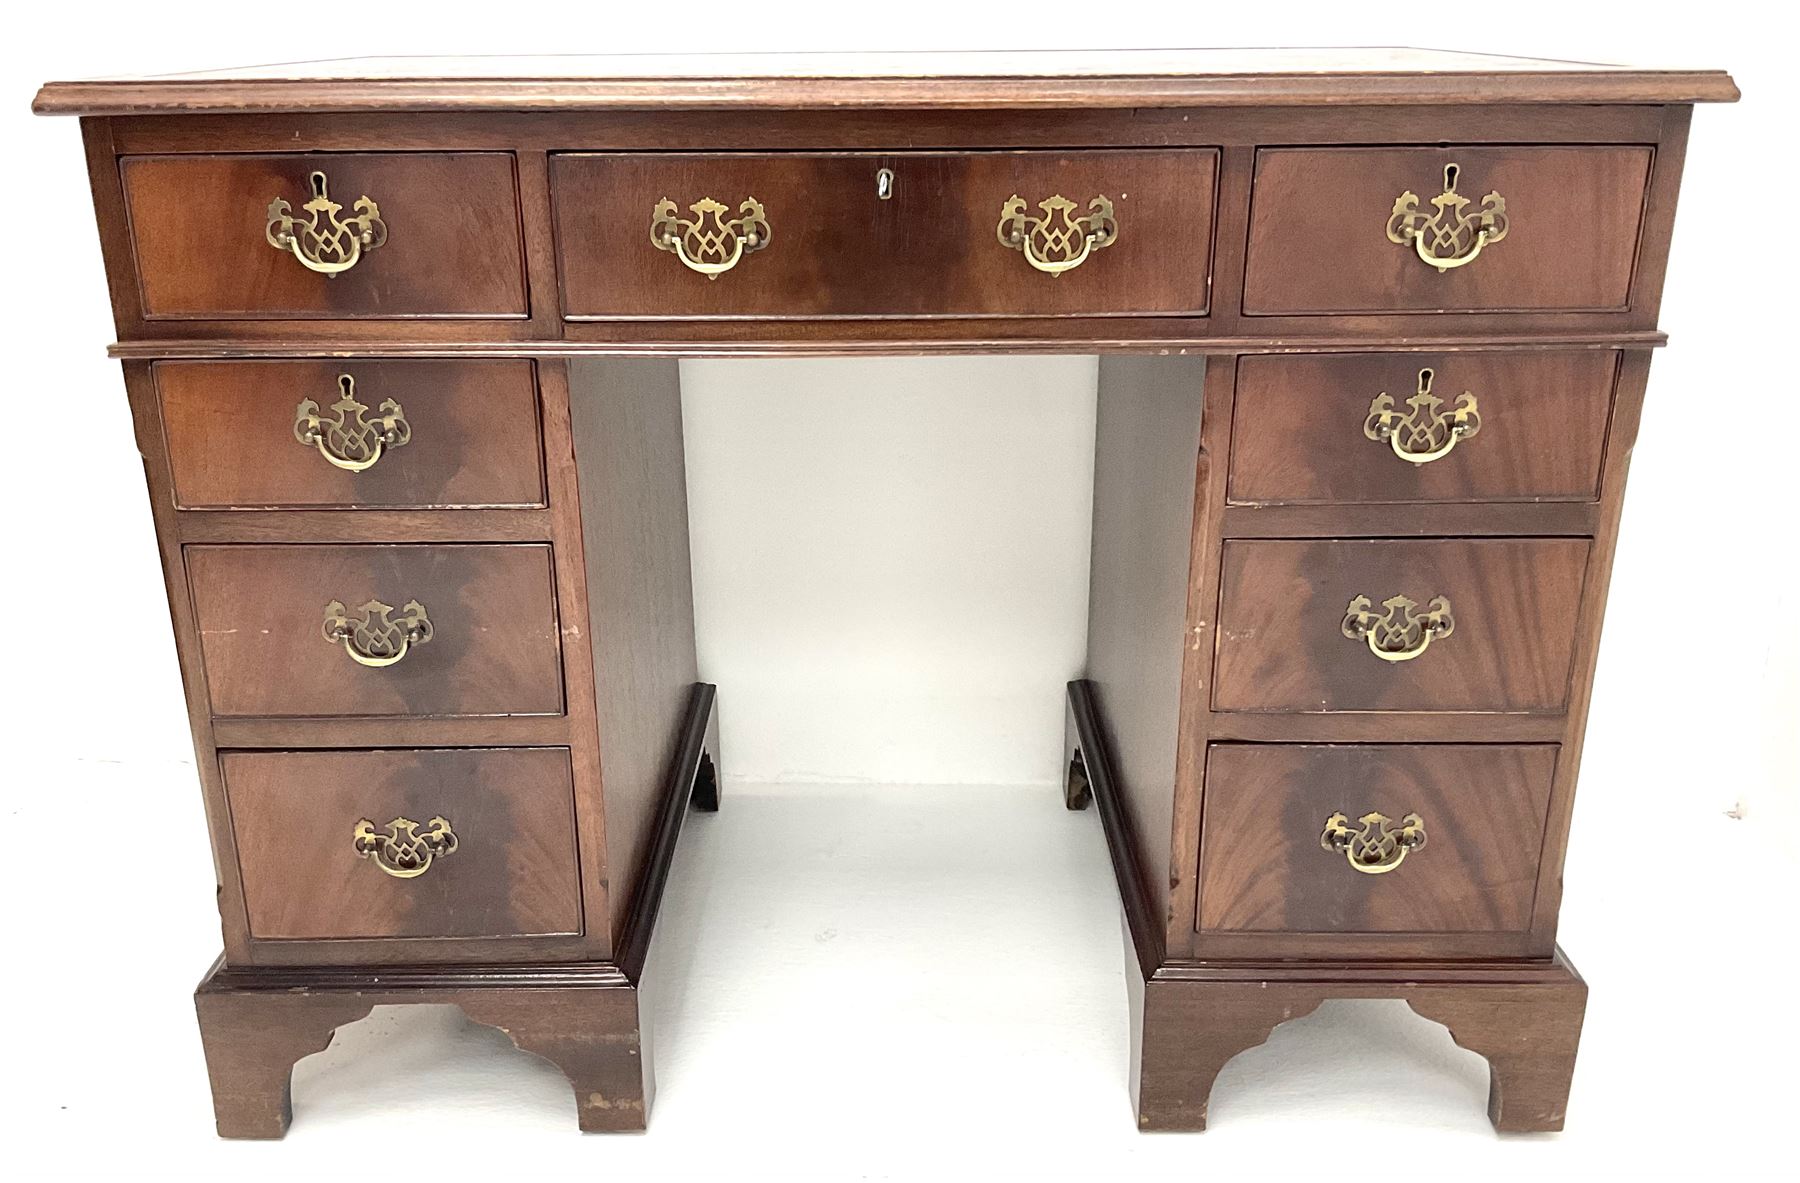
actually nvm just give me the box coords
[265,170,387,276]
[1386,163,1508,272]
[353,815,458,879]
[1363,368,1481,465]
[322,598,433,668]
[651,196,770,279]
[997,194,1118,275]
[1342,593,1454,663]
[1321,811,1427,874]
[294,374,411,472]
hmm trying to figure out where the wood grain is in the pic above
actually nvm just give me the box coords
[120,153,528,318]
[566,359,703,940]
[158,359,545,509]
[1081,356,1208,925]
[1213,539,1590,713]
[1228,351,1618,504]
[223,747,581,940]
[186,543,565,717]
[552,150,1216,318]
[1197,743,1557,935]
[1243,147,1653,314]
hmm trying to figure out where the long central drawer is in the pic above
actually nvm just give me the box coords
[550,150,1218,318]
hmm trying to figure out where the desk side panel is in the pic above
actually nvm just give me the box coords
[566,359,702,942]
[1085,355,1206,924]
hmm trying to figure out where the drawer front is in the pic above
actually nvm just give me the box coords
[224,748,581,941]
[159,360,546,509]
[1213,539,1589,713]
[1243,146,1653,314]
[1198,744,1557,934]
[551,150,1216,318]
[188,544,564,718]
[1228,351,1617,505]
[120,153,528,318]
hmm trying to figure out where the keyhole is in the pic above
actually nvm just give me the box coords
[876,167,894,200]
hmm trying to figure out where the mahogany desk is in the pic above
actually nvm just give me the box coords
[33,48,1738,1137]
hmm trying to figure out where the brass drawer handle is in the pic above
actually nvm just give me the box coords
[294,374,411,472]
[651,196,770,279]
[1386,163,1508,272]
[322,598,433,668]
[997,194,1117,275]
[1342,593,1454,662]
[265,170,388,276]
[353,815,458,879]
[1321,810,1427,874]
[1363,368,1481,464]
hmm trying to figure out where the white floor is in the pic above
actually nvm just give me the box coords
[2,772,1792,1180]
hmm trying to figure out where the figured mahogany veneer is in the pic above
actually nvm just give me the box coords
[1213,538,1590,713]
[120,153,529,319]
[224,747,582,941]
[1198,743,1558,939]
[1228,350,1618,505]
[186,543,565,718]
[158,360,546,509]
[1243,146,1654,314]
[551,149,1217,318]
[36,48,1735,1139]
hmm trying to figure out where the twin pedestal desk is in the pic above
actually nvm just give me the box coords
[33,49,1738,1137]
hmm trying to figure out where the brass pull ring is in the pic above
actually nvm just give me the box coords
[353,816,458,878]
[651,196,770,279]
[1321,811,1427,874]
[1342,593,1454,663]
[266,170,387,276]
[1386,163,1508,273]
[997,194,1117,275]
[1363,368,1481,465]
[294,374,411,472]
[322,598,433,668]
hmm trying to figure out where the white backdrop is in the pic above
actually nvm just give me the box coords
[1,6,1795,1179]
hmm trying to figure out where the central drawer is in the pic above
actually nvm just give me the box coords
[187,544,565,718]
[550,150,1217,318]
[224,747,582,942]
[1213,538,1590,713]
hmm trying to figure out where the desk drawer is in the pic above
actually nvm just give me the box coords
[551,150,1216,318]
[188,544,564,718]
[224,747,582,941]
[1213,539,1589,713]
[1228,351,1618,505]
[120,153,528,319]
[158,360,545,509]
[1243,146,1653,314]
[1198,743,1556,936]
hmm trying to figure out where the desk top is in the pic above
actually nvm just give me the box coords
[33,47,1739,115]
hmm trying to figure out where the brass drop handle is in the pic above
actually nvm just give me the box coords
[1363,368,1481,465]
[997,194,1118,275]
[651,196,771,279]
[1341,593,1454,663]
[266,170,388,276]
[294,374,411,472]
[1321,811,1427,874]
[322,598,433,668]
[353,816,458,879]
[1386,162,1508,272]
